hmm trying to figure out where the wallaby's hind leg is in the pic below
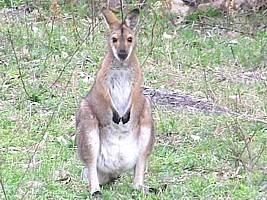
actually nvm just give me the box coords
[132,97,155,191]
[76,101,101,196]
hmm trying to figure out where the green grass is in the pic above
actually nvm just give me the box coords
[0,1,267,199]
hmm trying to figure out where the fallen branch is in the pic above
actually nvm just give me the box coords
[142,87,267,125]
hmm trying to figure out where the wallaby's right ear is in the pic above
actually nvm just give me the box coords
[124,9,140,30]
[102,7,120,30]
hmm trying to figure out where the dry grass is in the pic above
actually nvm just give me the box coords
[0,1,266,199]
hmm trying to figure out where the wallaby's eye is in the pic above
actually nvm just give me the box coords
[127,37,133,43]
[112,37,117,43]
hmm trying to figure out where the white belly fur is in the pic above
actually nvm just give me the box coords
[98,69,137,176]
[98,122,138,176]
[107,69,133,116]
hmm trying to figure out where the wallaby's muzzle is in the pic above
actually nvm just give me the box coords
[118,50,127,60]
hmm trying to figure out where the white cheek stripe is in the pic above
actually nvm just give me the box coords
[112,46,121,61]
[125,45,133,61]
[112,45,133,62]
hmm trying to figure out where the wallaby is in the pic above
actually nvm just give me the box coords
[75,7,155,196]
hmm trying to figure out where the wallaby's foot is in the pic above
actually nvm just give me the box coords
[82,168,101,197]
[148,187,158,194]
[132,184,158,194]
[91,190,101,198]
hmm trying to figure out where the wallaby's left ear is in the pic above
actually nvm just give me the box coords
[102,6,121,30]
[124,9,140,30]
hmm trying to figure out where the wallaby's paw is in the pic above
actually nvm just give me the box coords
[81,167,89,182]
[122,110,130,124]
[112,110,121,124]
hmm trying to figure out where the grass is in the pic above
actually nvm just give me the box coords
[0,1,267,199]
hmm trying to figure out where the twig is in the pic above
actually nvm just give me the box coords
[6,23,31,100]
[0,177,8,200]
[90,0,96,41]
[252,139,267,169]
[237,120,253,171]
[48,15,55,48]
[18,132,49,199]
[71,13,84,42]
[141,15,158,67]
[226,122,249,172]
[48,21,100,91]
[120,0,123,21]
[229,45,235,59]
[235,114,267,125]
[202,69,210,100]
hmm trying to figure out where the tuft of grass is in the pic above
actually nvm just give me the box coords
[186,7,222,22]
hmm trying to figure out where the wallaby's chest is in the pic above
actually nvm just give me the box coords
[106,69,134,117]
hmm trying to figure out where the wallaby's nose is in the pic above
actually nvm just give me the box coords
[118,50,127,60]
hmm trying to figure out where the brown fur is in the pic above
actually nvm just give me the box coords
[76,7,154,196]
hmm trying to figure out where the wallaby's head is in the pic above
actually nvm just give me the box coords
[102,7,140,62]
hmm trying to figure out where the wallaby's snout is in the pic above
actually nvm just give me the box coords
[118,49,127,60]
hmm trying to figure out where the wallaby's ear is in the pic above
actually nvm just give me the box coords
[124,9,140,30]
[102,7,120,30]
